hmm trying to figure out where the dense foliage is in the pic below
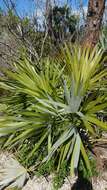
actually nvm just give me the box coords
[47,5,78,43]
[0,45,107,179]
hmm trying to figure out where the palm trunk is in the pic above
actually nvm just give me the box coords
[82,0,106,48]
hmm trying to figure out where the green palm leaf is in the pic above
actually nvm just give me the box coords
[0,44,107,180]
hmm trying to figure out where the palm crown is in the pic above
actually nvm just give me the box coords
[0,44,107,176]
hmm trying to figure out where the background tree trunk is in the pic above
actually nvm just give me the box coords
[45,0,53,38]
[82,0,106,48]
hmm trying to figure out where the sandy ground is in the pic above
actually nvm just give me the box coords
[0,152,107,190]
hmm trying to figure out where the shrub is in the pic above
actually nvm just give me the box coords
[0,44,107,177]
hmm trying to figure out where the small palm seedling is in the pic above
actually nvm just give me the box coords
[0,44,107,181]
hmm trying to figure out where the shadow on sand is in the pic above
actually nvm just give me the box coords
[71,171,93,190]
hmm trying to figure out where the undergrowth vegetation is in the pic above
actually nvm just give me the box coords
[0,44,107,189]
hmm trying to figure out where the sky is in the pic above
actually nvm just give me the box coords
[0,0,88,17]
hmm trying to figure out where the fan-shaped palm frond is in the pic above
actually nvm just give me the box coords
[0,45,107,177]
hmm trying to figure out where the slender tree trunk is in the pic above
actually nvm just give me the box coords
[82,0,106,48]
[45,0,53,37]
